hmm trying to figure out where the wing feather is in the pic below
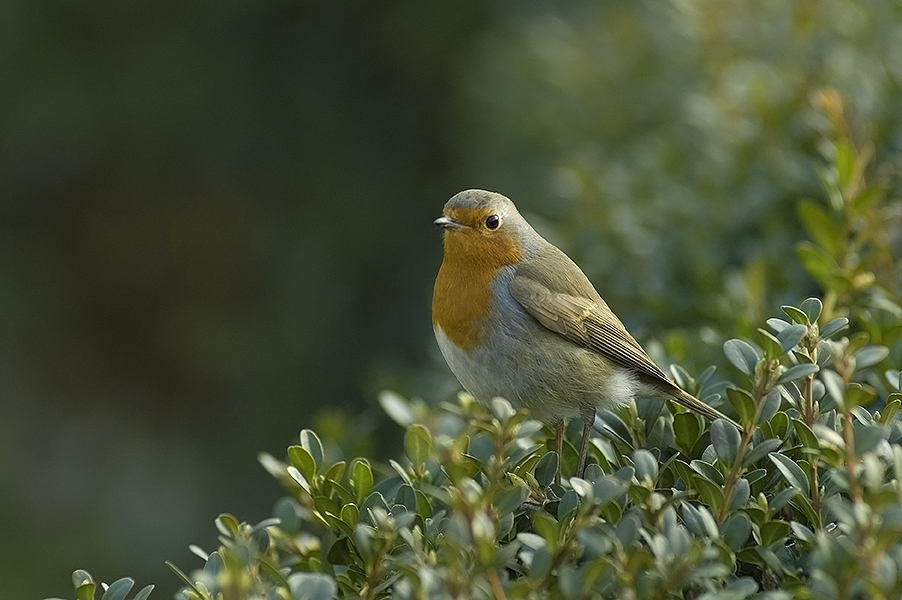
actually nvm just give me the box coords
[508,246,737,428]
[509,274,670,384]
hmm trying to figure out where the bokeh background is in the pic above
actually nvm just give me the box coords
[3,1,901,597]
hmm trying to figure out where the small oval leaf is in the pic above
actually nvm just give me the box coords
[288,445,317,479]
[711,419,741,465]
[768,452,809,495]
[534,451,559,487]
[99,578,134,600]
[299,429,324,466]
[404,424,433,467]
[724,339,761,377]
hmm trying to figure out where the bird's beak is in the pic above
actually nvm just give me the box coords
[434,215,464,230]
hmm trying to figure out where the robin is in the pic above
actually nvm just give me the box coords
[432,189,737,478]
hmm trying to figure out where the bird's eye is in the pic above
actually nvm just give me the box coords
[485,215,500,230]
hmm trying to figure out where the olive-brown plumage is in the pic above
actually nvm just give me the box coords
[432,189,736,477]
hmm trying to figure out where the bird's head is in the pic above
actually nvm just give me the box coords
[435,189,535,268]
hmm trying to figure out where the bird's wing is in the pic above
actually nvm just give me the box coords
[510,262,738,427]
[509,271,671,385]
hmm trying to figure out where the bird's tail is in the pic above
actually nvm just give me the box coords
[669,387,741,430]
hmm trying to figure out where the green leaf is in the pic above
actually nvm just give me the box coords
[570,477,593,498]
[768,453,809,495]
[758,328,783,360]
[73,570,96,600]
[534,451,559,487]
[388,459,413,485]
[396,484,418,512]
[645,415,673,453]
[597,410,633,446]
[879,397,902,423]
[340,503,359,526]
[692,475,725,511]
[711,419,741,465]
[690,460,724,485]
[790,521,815,543]
[557,489,579,519]
[673,412,701,451]
[133,585,154,600]
[99,578,133,600]
[821,369,846,410]
[812,424,845,450]
[800,298,823,324]
[165,561,199,593]
[215,513,241,538]
[287,572,337,600]
[847,383,878,408]
[793,420,819,451]
[288,445,317,480]
[721,513,751,551]
[776,363,819,385]
[820,317,849,339]
[833,139,855,192]
[759,520,791,547]
[782,304,810,325]
[854,425,885,456]
[855,345,889,369]
[490,396,516,421]
[326,536,353,566]
[797,199,842,255]
[379,390,415,426]
[758,389,782,424]
[670,364,691,389]
[583,462,605,482]
[777,324,808,353]
[558,565,581,600]
[743,438,783,467]
[766,318,791,333]
[745,468,768,485]
[851,182,886,212]
[414,489,432,518]
[528,545,552,580]
[517,532,547,550]
[577,527,613,556]
[681,503,719,538]
[325,461,346,484]
[724,339,761,376]
[287,466,311,494]
[727,387,756,425]
[889,372,902,391]
[404,424,433,467]
[531,511,560,546]
[300,429,324,466]
[72,570,95,589]
[494,485,528,516]
[593,476,626,503]
[351,459,374,504]
[630,449,658,482]
[614,514,640,547]
[764,411,790,438]
[728,477,750,510]
[313,494,341,519]
[800,242,839,290]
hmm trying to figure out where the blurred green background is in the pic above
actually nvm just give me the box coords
[2,1,900,597]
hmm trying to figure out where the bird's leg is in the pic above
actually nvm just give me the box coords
[554,420,564,485]
[576,407,596,478]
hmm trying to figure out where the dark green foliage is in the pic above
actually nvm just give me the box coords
[52,100,902,599]
[46,571,153,600]
[159,305,902,599]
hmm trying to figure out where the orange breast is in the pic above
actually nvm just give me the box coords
[432,229,521,352]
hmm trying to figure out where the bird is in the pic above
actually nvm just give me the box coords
[432,189,738,479]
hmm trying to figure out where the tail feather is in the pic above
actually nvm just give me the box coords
[669,387,741,430]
